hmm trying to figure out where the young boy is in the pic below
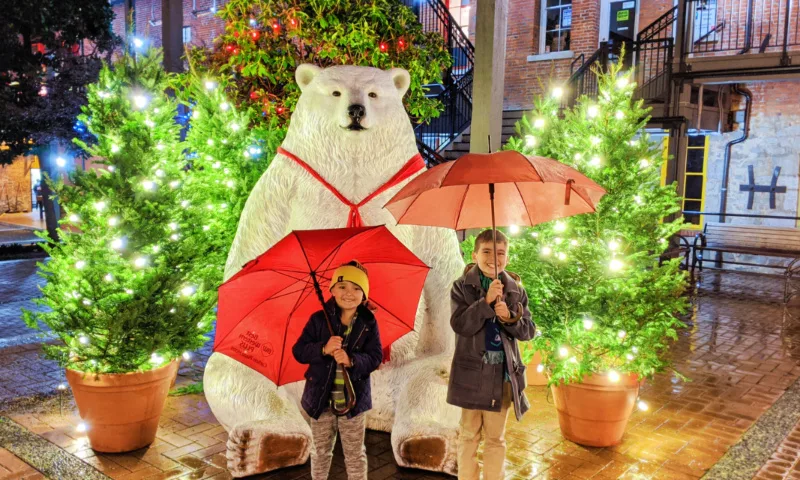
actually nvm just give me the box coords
[447,229,535,480]
[292,260,383,480]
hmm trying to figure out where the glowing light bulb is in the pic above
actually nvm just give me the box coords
[557,252,567,260]
[634,195,643,204]
[583,318,594,330]
[570,239,578,246]
[204,80,217,90]
[541,246,552,256]
[525,136,537,147]
[68,214,80,223]
[152,245,160,253]
[551,87,564,99]
[82,299,91,306]
[108,216,119,226]
[75,260,86,270]
[554,221,566,232]
[110,144,120,153]
[531,231,539,238]
[574,153,583,161]
[639,159,650,168]
[207,138,214,146]
[610,259,624,271]
[78,335,90,345]
[615,110,625,120]
[76,422,88,433]
[108,166,115,173]
[134,257,148,268]
[591,136,601,145]
[169,180,180,189]
[193,110,200,119]
[609,370,621,382]
[125,289,133,294]
[558,346,569,358]
[230,123,241,131]
[132,94,148,109]
[56,157,67,167]
[170,233,179,241]
[590,156,602,167]
[536,364,544,373]
[203,225,210,231]
[618,330,627,339]
[132,37,144,48]
[509,225,520,235]
[534,118,545,129]
[213,161,221,169]
[57,383,67,391]
[638,400,649,411]
[142,180,156,191]
[226,180,235,188]
[182,352,192,361]
[608,240,620,251]
[169,222,178,231]
[110,238,124,250]
[181,286,196,297]
[617,77,630,89]
[626,353,635,360]
[587,105,599,118]
[156,143,165,151]
[104,274,113,282]
[220,102,230,111]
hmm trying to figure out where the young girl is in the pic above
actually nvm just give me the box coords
[292,260,383,480]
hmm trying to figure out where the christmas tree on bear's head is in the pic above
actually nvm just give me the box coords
[502,60,689,385]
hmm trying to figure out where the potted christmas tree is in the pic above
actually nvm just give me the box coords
[23,50,215,453]
[505,61,689,447]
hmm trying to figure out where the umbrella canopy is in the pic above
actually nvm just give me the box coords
[384,150,606,230]
[216,226,429,386]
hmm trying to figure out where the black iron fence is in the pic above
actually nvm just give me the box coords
[634,38,674,110]
[683,0,800,61]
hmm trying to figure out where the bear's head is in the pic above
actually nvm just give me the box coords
[284,65,416,160]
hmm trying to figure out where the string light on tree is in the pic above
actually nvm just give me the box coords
[637,400,649,411]
[551,87,564,99]
[69,214,80,223]
[541,246,552,256]
[132,93,149,110]
[558,346,569,357]
[133,257,148,268]
[583,317,594,330]
[76,422,89,433]
[554,221,566,232]
[587,105,599,118]
[608,370,621,382]
[75,260,86,270]
[110,237,124,250]
[509,225,520,235]
[526,136,537,147]
[609,259,624,271]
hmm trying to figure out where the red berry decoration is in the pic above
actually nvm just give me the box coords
[289,18,298,27]
[249,91,259,100]
[379,42,388,53]
[250,30,260,41]
[276,106,285,114]
[398,38,406,50]
[225,44,234,53]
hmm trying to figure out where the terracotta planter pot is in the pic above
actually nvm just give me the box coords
[66,360,179,453]
[525,351,549,386]
[550,372,640,447]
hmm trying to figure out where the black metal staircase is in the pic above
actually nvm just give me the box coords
[404,0,475,166]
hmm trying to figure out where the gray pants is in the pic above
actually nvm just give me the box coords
[310,410,368,480]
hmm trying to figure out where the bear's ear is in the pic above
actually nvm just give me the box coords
[296,64,322,92]
[388,68,411,97]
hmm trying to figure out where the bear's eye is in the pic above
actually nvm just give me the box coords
[368,92,378,98]
[332,91,341,97]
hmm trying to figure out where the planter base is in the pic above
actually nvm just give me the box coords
[551,373,640,447]
[66,361,179,453]
[525,351,548,386]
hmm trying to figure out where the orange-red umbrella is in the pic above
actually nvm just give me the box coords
[384,150,606,276]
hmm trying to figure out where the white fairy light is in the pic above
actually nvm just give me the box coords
[609,259,624,271]
[132,37,144,48]
[56,156,67,167]
[574,153,583,161]
[144,119,155,128]
[608,370,621,382]
[226,180,235,188]
[170,233,179,241]
[132,94,148,110]
[557,252,567,260]
[182,352,192,361]
[243,150,251,158]
[154,108,160,114]
[110,144,120,153]
[142,180,156,191]
[212,161,221,169]
[608,240,620,251]
[590,136,601,145]
[632,346,639,354]
[181,285,196,297]
[615,110,625,120]
[110,238,124,250]
[220,102,230,111]
[587,105,599,118]
[108,166,116,173]
[108,216,119,227]
[170,308,176,314]
[75,260,86,270]
[626,353,635,361]
[68,214,80,223]
[583,318,594,330]
[590,156,602,167]
[152,245,160,253]
[551,87,564,99]
[104,273,113,282]
[220,203,228,209]
[76,422,88,433]
[169,180,180,189]
[634,195,643,204]
[638,400,649,411]
[155,169,165,178]
[57,383,67,391]
[618,330,627,339]
[230,122,241,131]
[207,138,214,146]
[569,356,578,364]
[223,168,230,174]
[192,110,200,119]
[534,118,545,129]
[526,136,537,148]
[180,200,190,208]
[82,299,91,306]
[541,246,552,256]
[639,159,650,168]
[536,364,544,373]
[509,225,520,235]
[206,204,214,210]
[94,201,106,211]
[554,221,566,232]
[78,335,90,345]
[617,77,630,89]
[150,353,164,365]
[204,80,217,91]
[156,143,165,151]
[203,225,210,231]
[554,237,563,244]
[570,239,579,246]
[558,346,569,358]
[531,232,539,238]
[125,289,133,294]
[97,91,110,99]
[168,222,178,231]
[134,257,148,268]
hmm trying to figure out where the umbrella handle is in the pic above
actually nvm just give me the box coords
[330,366,358,416]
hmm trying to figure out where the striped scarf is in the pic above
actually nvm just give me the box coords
[331,313,355,411]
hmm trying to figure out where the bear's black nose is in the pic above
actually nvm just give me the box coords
[348,104,366,122]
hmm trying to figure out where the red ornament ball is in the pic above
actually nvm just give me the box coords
[225,44,234,53]
[276,106,285,114]
[250,30,260,41]
[249,91,259,100]
[379,42,388,53]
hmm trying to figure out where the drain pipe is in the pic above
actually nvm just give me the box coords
[718,84,752,223]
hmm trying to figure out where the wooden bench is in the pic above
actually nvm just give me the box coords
[692,222,800,302]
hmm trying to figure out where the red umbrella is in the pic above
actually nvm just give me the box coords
[384,150,606,276]
[215,226,429,389]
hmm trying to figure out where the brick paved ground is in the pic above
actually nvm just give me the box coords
[0,259,49,345]
[754,420,800,480]
[2,269,800,479]
[0,447,44,479]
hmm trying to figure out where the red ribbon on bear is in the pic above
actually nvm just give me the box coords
[277,147,425,228]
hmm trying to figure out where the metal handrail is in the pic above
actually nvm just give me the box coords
[638,6,678,42]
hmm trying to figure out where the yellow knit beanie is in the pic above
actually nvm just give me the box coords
[330,261,369,300]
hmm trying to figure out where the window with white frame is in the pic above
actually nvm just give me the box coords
[182,26,192,44]
[540,0,572,53]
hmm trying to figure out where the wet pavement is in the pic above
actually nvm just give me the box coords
[1,268,800,479]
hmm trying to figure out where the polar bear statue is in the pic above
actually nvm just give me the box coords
[203,64,465,477]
